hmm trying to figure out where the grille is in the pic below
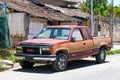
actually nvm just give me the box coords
[23,47,40,54]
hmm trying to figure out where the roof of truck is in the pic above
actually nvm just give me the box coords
[47,25,87,28]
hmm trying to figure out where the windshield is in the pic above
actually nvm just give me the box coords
[37,28,71,40]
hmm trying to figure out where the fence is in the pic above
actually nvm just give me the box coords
[0,3,10,49]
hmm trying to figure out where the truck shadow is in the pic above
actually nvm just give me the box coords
[13,60,109,74]
[68,60,108,70]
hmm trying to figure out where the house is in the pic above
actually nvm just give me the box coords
[0,0,89,47]
[19,0,114,39]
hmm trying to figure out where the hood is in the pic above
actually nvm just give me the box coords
[20,39,69,46]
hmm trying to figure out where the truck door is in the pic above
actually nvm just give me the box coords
[71,28,84,52]
[69,28,85,59]
[81,27,94,55]
[69,28,94,60]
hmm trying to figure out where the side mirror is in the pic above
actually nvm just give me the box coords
[71,37,76,42]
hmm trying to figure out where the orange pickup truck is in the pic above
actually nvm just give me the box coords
[15,25,112,71]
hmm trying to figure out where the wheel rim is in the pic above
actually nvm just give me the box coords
[57,56,66,70]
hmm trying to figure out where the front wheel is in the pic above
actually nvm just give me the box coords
[95,48,106,63]
[52,54,68,72]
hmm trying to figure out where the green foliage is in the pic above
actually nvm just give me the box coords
[79,0,108,16]
[0,50,11,59]
[0,50,16,62]
[79,0,120,17]
[6,50,16,63]
[114,6,120,17]
[107,49,120,55]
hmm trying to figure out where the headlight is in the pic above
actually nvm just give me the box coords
[16,46,22,49]
[16,46,22,53]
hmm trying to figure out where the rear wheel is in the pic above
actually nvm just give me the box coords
[19,60,34,69]
[95,48,106,63]
[52,54,68,72]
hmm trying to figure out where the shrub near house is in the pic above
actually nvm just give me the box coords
[15,25,112,71]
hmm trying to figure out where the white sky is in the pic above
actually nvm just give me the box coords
[108,0,120,6]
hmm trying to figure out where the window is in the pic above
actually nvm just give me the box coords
[72,28,83,41]
[82,28,90,40]
[37,28,71,40]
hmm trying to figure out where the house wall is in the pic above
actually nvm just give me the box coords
[96,20,110,37]
[113,17,120,42]
[97,17,120,42]
[8,13,28,47]
[28,17,47,39]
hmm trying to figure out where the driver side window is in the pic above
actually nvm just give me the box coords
[72,28,83,41]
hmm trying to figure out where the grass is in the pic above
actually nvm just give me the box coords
[107,49,120,55]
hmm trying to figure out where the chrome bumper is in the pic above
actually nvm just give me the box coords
[15,53,56,61]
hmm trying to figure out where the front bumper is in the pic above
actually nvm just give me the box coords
[15,53,56,61]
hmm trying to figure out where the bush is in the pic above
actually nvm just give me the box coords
[0,50,16,62]
[0,50,11,59]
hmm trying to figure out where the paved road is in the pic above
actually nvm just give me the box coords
[0,54,120,80]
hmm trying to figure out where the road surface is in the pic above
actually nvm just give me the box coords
[0,54,120,80]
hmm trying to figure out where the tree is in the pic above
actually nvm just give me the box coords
[79,0,120,17]
[79,0,109,17]
[104,5,120,17]
[114,6,120,17]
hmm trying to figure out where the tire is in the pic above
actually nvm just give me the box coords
[95,48,106,63]
[52,54,68,72]
[19,60,34,69]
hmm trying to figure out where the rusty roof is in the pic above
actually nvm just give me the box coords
[45,4,90,19]
[0,0,88,22]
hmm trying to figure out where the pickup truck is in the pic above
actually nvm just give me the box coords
[15,25,112,71]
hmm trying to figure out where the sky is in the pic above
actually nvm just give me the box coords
[109,0,120,6]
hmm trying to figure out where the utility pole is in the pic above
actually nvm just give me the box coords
[90,0,94,36]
